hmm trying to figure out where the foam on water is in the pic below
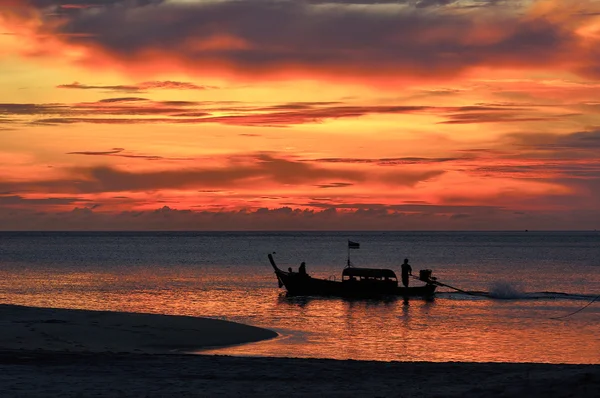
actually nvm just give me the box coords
[487,281,526,299]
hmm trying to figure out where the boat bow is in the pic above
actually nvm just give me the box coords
[268,253,285,288]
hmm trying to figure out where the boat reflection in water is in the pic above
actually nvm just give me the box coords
[269,253,437,299]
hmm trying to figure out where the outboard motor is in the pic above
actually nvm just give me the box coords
[419,269,434,283]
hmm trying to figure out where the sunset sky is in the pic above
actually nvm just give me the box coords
[1,0,599,230]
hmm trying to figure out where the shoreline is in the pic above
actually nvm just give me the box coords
[0,304,278,354]
[0,304,598,397]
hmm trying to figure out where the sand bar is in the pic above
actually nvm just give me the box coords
[0,304,278,354]
[0,304,598,397]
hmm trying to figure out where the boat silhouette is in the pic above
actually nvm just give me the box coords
[268,253,437,299]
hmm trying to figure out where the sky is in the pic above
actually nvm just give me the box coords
[0,0,599,230]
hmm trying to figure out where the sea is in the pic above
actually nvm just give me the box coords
[0,231,598,364]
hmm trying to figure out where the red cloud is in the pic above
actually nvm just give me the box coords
[3,98,566,127]
[57,80,214,92]
[3,1,599,84]
[0,153,445,194]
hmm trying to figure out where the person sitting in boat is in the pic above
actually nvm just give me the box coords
[299,261,307,276]
[401,258,412,287]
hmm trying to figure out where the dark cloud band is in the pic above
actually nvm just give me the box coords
[8,0,597,81]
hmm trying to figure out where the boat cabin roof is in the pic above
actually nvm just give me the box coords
[342,267,397,279]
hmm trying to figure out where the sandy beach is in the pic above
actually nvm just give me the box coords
[0,304,277,354]
[0,304,598,397]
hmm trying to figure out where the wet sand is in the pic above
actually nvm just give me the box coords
[0,304,598,397]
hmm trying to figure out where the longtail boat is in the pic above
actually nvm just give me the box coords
[268,253,437,299]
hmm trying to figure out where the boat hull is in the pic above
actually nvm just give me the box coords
[269,254,436,299]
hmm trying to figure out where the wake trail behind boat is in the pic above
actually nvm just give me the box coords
[437,290,598,301]
[431,280,597,301]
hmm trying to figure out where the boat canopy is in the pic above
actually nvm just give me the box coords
[342,267,397,279]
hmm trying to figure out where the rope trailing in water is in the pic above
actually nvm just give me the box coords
[431,280,478,296]
[412,276,485,297]
[550,294,600,320]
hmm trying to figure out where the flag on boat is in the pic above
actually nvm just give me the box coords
[348,240,360,249]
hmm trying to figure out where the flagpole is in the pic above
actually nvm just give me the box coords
[347,240,350,267]
[347,240,360,267]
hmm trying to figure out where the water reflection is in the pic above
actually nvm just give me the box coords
[0,256,597,364]
[200,290,598,364]
[277,293,411,307]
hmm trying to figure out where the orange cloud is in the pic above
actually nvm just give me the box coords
[0,153,444,195]
[0,98,574,127]
[2,1,600,231]
[57,80,215,92]
[2,1,599,84]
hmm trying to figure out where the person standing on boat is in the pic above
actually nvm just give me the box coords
[401,258,412,287]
